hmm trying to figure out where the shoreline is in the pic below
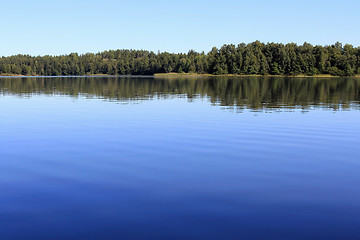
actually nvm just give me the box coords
[1,73,359,78]
[153,73,360,78]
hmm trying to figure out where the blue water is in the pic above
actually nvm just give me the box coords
[0,77,360,239]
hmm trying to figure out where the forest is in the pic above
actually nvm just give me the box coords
[0,41,359,76]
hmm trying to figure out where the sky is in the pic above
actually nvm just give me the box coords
[1,0,359,56]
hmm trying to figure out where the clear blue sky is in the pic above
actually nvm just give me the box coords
[1,0,359,56]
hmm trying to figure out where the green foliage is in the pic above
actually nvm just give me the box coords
[328,67,340,76]
[0,42,359,76]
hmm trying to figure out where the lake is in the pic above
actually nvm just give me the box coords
[0,76,359,240]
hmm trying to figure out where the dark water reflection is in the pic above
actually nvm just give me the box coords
[0,76,360,240]
[1,76,360,110]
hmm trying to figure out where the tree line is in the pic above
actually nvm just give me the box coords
[1,41,359,76]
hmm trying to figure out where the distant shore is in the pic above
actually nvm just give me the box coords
[0,73,116,77]
[1,73,359,78]
[153,73,360,78]
[0,74,25,77]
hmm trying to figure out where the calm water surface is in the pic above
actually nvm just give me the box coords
[0,76,360,240]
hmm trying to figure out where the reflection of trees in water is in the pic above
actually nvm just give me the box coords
[1,76,359,110]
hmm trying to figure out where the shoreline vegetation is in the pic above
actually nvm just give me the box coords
[1,41,360,77]
[153,73,360,78]
[2,73,359,78]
